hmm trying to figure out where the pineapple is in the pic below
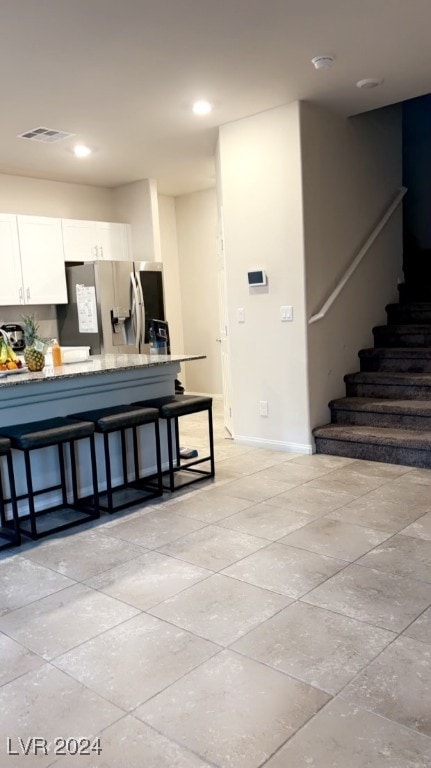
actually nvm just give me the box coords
[21,314,46,371]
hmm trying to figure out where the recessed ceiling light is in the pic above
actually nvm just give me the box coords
[192,100,212,116]
[311,55,335,70]
[356,78,384,89]
[73,144,92,158]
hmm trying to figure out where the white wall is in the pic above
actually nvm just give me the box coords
[174,188,222,395]
[0,172,115,219]
[301,102,403,430]
[113,179,161,261]
[218,103,311,451]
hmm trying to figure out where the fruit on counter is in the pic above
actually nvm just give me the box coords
[21,313,46,372]
[0,335,22,366]
[0,362,21,370]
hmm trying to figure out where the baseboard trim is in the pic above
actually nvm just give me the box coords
[233,435,314,454]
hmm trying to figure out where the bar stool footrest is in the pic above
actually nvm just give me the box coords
[16,504,98,539]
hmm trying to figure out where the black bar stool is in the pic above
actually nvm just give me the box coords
[68,405,163,513]
[0,417,99,540]
[0,437,20,549]
[132,395,215,492]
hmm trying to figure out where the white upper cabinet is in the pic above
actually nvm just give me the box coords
[0,214,67,306]
[95,222,129,260]
[61,219,98,262]
[17,216,68,304]
[62,219,131,262]
[0,214,23,305]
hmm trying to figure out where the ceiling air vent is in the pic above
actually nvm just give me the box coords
[18,127,75,143]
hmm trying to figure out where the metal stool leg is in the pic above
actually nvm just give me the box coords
[121,429,128,485]
[166,418,175,491]
[24,449,38,540]
[0,457,7,529]
[58,443,68,506]
[6,451,20,545]
[89,434,99,516]
[208,406,215,477]
[174,417,181,468]
[103,433,113,513]
[132,426,140,482]
[69,440,79,506]
[154,419,163,495]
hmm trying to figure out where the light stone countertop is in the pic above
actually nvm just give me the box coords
[0,353,205,389]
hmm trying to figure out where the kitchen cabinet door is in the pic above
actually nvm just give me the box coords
[0,214,23,305]
[95,222,131,260]
[17,216,68,304]
[62,219,98,262]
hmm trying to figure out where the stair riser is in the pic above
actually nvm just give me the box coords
[315,437,431,469]
[386,307,431,324]
[398,284,431,302]
[345,382,431,400]
[373,329,431,347]
[360,357,431,373]
[330,408,431,430]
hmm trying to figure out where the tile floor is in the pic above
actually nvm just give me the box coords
[0,399,430,767]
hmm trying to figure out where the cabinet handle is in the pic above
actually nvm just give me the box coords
[93,246,98,259]
[19,287,23,303]
[26,287,30,301]
[100,245,104,259]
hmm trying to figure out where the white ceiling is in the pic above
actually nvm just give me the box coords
[2,0,431,196]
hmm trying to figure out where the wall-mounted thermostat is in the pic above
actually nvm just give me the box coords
[247,270,267,286]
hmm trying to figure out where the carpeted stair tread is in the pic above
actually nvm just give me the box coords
[359,347,431,372]
[386,302,431,310]
[344,371,431,385]
[373,324,431,348]
[329,397,431,415]
[360,347,431,359]
[345,371,431,399]
[313,424,431,450]
[373,324,431,334]
[315,285,431,467]
[398,282,431,302]
[386,303,431,324]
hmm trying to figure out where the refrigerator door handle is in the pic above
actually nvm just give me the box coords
[130,272,141,350]
[136,276,145,347]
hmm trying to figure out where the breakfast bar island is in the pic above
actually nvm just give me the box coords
[0,353,206,518]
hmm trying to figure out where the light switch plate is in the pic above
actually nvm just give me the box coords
[237,307,245,323]
[280,305,293,321]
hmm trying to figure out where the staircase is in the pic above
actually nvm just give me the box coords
[313,280,431,468]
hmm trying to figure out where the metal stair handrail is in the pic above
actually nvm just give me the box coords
[308,186,407,325]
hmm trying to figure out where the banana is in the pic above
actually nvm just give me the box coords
[6,345,18,363]
[0,341,7,364]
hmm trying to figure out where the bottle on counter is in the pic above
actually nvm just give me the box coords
[51,338,63,367]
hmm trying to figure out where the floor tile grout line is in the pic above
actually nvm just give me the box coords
[272,520,431,584]
[127,713,220,768]
[0,579,81,620]
[257,690,431,768]
[1,424,430,766]
[256,682,334,768]
[330,626,431,711]
[228,644,338,697]
[352,557,431,587]
[395,602,431,642]
[2,494,428,657]
[335,687,431,743]
[132,644,330,768]
[46,630,225,720]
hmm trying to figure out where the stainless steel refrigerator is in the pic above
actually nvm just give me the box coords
[57,261,165,354]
